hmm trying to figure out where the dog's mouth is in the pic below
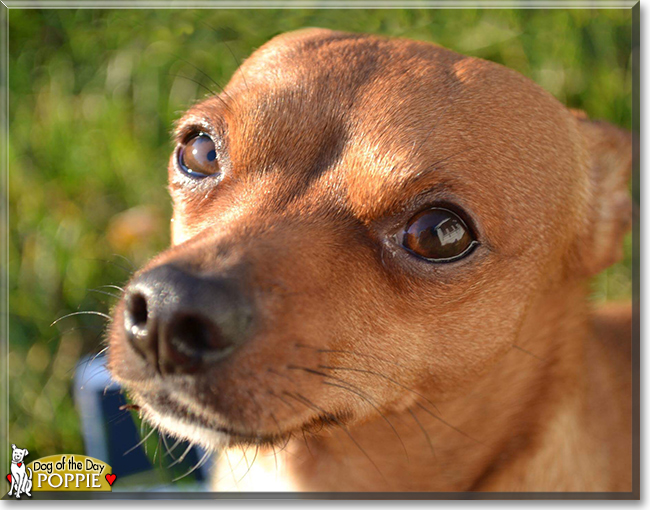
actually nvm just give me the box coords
[129,387,351,451]
[108,267,358,452]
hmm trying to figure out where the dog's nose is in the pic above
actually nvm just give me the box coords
[123,264,253,374]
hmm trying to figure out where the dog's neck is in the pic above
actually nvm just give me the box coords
[215,281,598,492]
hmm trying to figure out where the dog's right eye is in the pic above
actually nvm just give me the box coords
[401,207,478,262]
[178,133,220,178]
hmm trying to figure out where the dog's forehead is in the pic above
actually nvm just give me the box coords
[178,30,588,248]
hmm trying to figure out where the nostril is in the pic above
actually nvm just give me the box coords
[123,290,158,367]
[167,314,231,360]
[121,264,252,374]
[126,293,148,332]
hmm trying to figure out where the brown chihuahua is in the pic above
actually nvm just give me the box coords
[108,29,633,492]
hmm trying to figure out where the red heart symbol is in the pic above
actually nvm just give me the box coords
[105,473,116,486]
[17,463,21,467]
[6,474,11,483]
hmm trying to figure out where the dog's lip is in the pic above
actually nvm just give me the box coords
[133,388,346,447]
[132,389,281,444]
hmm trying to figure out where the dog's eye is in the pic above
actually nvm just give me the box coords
[402,207,477,262]
[178,133,220,178]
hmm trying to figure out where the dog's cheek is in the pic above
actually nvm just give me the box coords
[367,263,538,401]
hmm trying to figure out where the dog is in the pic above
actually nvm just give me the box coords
[107,29,633,492]
[8,444,32,498]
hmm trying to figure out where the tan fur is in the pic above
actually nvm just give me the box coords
[108,29,633,492]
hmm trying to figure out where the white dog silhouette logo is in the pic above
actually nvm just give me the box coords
[7,444,32,498]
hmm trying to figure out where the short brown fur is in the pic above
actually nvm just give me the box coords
[108,29,633,492]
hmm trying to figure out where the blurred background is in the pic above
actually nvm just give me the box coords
[8,8,633,485]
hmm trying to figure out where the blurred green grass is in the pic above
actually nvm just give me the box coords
[8,9,632,459]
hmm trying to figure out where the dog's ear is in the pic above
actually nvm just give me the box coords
[11,444,15,451]
[23,450,28,456]
[574,113,633,276]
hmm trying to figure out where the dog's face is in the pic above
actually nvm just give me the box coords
[108,29,631,450]
[12,445,28,463]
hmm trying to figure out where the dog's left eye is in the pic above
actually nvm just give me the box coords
[402,207,478,262]
[178,133,220,178]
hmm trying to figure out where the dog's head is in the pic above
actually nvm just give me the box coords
[108,29,632,450]
[11,444,28,463]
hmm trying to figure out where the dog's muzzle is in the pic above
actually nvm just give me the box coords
[122,264,253,375]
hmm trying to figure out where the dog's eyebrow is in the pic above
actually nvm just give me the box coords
[173,114,222,141]
[173,99,229,142]
[382,150,468,199]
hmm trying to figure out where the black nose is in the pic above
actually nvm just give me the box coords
[123,264,253,375]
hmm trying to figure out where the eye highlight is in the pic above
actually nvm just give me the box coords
[178,133,220,178]
[402,207,478,262]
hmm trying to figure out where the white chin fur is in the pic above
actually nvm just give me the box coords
[139,402,300,492]
[139,402,228,452]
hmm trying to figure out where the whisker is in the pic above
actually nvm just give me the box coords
[87,288,121,300]
[269,414,293,455]
[236,445,260,484]
[51,326,104,348]
[106,409,132,426]
[512,344,547,363]
[172,449,211,483]
[415,402,484,446]
[407,407,436,458]
[268,437,294,457]
[84,257,133,275]
[168,73,218,97]
[323,381,408,461]
[239,444,251,471]
[224,41,250,93]
[267,390,296,411]
[223,449,240,490]
[67,334,109,376]
[51,311,112,327]
[112,253,136,271]
[318,364,442,415]
[284,391,387,484]
[168,442,193,468]
[79,369,110,390]
[174,54,223,90]
[266,366,296,383]
[78,346,109,385]
[243,385,271,446]
[287,365,336,380]
[289,363,412,434]
[157,436,164,469]
[214,447,253,487]
[287,363,421,433]
[170,55,233,114]
[301,429,314,460]
[97,284,125,293]
[123,426,156,456]
[140,418,146,455]
[103,384,112,397]
[152,436,161,464]
[161,434,179,460]
[271,443,279,480]
[198,20,250,94]
[423,148,473,175]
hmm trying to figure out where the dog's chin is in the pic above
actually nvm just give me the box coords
[128,390,345,452]
[128,393,280,451]
[136,400,232,451]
